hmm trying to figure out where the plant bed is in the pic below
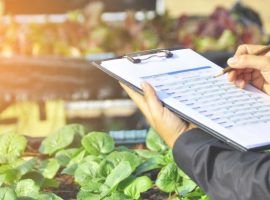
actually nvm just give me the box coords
[0,124,210,200]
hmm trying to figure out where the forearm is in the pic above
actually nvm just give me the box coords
[173,128,270,200]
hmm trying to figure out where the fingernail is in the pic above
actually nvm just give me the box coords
[227,57,238,66]
[235,79,242,87]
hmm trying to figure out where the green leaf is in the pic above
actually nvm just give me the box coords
[106,151,141,171]
[103,192,133,200]
[0,187,17,200]
[40,159,60,179]
[74,157,102,186]
[62,150,86,175]
[104,161,133,192]
[0,165,11,174]
[0,169,20,185]
[0,176,4,187]
[164,149,174,164]
[39,124,86,155]
[81,132,114,156]
[21,171,44,188]
[16,158,37,177]
[76,190,100,200]
[134,156,166,176]
[0,133,27,164]
[181,187,207,199]
[38,192,63,200]
[177,178,197,197]
[99,160,114,177]
[123,176,153,199]
[0,158,37,185]
[156,163,181,193]
[146,128,167,153]
[55,148,81,167]
[134,149,161,159]
[15,179,40,198]
[80,180,103,193]
[42,178,59,189]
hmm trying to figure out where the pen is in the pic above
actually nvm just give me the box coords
[214,45,270,78]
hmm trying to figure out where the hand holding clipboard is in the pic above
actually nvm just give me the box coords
[93,47,270,151]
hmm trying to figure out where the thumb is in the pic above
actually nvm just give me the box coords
[141,82,164,119]
[227,55,270,72]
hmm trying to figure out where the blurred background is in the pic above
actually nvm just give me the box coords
[0,0,269,144]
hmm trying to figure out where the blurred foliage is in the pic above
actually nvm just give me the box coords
[0,3,266,57]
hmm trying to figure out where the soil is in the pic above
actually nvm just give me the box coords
[53,175,79,200]
[141,188,168,200]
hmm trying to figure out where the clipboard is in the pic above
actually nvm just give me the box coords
[92,48,270,152]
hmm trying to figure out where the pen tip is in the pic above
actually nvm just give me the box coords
[214,72,223,78]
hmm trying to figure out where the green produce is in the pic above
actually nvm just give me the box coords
[0,6,265,57]
[0,124,210,199]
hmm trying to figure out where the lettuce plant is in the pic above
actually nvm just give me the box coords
[0,124,210,200]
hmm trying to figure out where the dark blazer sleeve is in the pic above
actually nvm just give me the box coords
[173,128,270,200]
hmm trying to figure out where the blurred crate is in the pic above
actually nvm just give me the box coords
[109,129,147,145]
[4,0,158,14]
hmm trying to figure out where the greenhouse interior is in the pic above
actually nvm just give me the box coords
[0,0,270,199]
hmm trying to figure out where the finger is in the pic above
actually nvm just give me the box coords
[227,55,270,72]
[141,82,164,119]
[239,80,247,89]
[234,74,245,88]
[243,73,252,82]
[228,70,237,82]
[120,82,154,123]
[234,44,267,56]
[234,79,245,88]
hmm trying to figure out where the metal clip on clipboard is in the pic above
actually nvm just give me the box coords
[123,49,174,64]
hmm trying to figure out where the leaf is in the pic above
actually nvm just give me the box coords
[62,150,86,175]
[38,192,63,200]
[176,179,197,197]
[123,176,153,199]
[81,132,114,156]
[21,171,44,188]
[156,163,181,193]
[134,156,166,176]
[134,149,161,159]
[104,161,133,193]
[103,192,133,200]
[106,151,141,171]
[0,176,4,187]
[0,133,27,164]
[39,124,86,155]
[0,158,37,185]
[74,158,102,186]
[42,179,59,189]
[1,169,20,185]
[55,148,81,167]
[146,128,167,153]
[99,160,114,177]
[76,190,100,200]
[164,149,174,163]
[181,187,207,199]
[16,158,37,177]
[15,179,40,198]
[40,159,60,179]
[80,180,103,193]
[0,187,17,200]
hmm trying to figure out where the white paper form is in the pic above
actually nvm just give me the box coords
[101,49,270,150]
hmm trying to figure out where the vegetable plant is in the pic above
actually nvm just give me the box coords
[0,124,210,200]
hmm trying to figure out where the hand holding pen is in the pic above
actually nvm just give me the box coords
[216,45,270,94]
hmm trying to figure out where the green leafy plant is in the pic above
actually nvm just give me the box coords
[0,124,209,200]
